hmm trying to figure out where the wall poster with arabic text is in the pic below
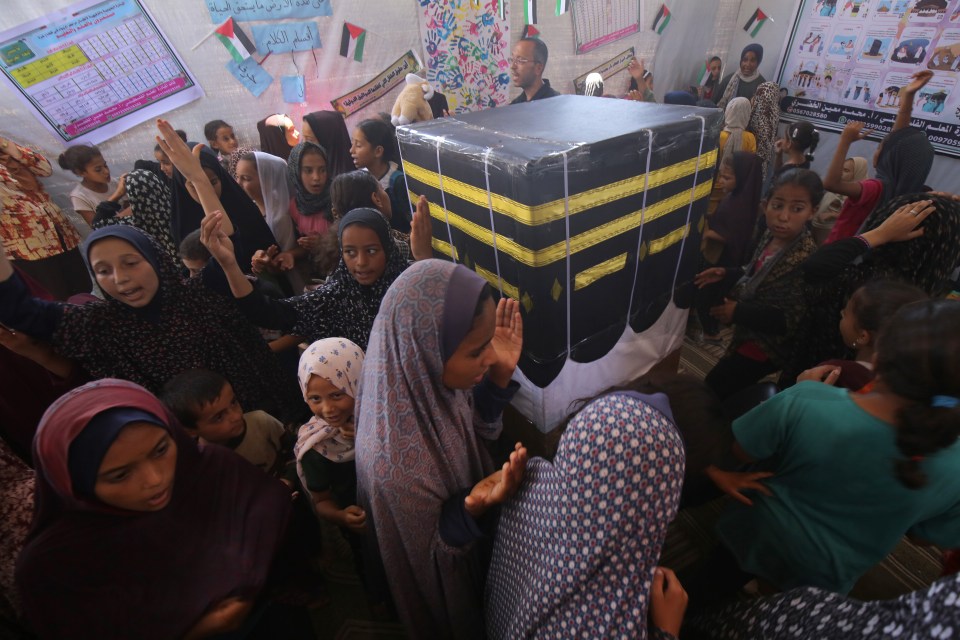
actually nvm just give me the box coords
[778,0,960,158]
[0,0,202,145]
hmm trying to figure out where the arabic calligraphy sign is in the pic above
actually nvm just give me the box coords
[205,0,332,23]
[777,0,960,158]
[331,49,421,117]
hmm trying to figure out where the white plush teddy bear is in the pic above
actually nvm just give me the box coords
[391,73,435,126]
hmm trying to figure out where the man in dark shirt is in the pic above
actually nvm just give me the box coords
[509,37,560,104]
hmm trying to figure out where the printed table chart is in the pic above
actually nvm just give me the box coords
[0,0,201,143]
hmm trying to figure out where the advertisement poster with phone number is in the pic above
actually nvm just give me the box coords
[777,0,960,158]
[0,0,203,145]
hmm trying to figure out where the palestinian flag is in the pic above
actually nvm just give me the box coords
[340,22,366,62]
[525,0,537,25]
[697,60,714,87]
[522,24,540,39]
[652,5,670,34]
[743,8,768,37]
[214,18,255,64]
[497,0,505,19]
[556,0,569,15]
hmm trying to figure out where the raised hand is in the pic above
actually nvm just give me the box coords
[156,119,205,183]
[628,57,646,81]
[489,297,522,388]
[409,194,434,261]
[839,120,870,144]
[464,442,528,518]
[902,70,933,96]
[199,211,238,267]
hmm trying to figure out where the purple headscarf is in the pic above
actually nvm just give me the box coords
[15,379,291,640]
[486,391,685,639]
[356,259,500,639]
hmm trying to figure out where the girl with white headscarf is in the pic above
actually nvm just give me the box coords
[233,150,303,291]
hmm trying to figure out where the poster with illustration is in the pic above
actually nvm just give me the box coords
[812,0,840,17]
[787,59,826,98]
[890,26,939,65]
[828,24,863,60]
[857,26,898,63]
[843,67,883,104]
[915,72,957,114]
[908,0,951,22]
[872,0,912,19]
[798,21,832,57]
[873,71,915,108]
[778,0,960,157]
[839,0,872,19]
[822,64,853,102]
[929,28,960,70]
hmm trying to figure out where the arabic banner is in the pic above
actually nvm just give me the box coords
[777,0,960,158]
[0,0,202,144]
[573,47,635,94]
[330,49,421,117]
[205,0,332,23]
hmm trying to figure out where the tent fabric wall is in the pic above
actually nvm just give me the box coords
[0,0,742,211]
[3,0,955,234]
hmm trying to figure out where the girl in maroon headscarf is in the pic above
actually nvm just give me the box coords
[15,379,293,640]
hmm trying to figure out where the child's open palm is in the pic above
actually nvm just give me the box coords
[489,297,523,387]
[464,443,528,518]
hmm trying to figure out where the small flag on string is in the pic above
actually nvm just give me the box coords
[556,0,569,15]
[522,24,540,39]
[215,18,256,64]
[340,22,366,62]
[525,0,537,25]
[743,8,769,37]
[497,0,506,19]
[652,4,671,34]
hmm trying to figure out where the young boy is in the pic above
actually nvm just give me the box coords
[162,368,293,478]
[204,120,240,156]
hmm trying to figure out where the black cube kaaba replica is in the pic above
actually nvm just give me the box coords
[398,95,721,430]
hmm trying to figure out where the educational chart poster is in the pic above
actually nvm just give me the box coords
[778,0,960,158]
[572,0,642,54]
[418,0,511,113]
[0,0,202,145]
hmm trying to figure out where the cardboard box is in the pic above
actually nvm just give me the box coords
[398,95,721,429]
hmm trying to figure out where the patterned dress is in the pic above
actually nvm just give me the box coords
[0,144,82,261]
[93,169,178,258]
[486,391,685,639]
[685,573,960,640]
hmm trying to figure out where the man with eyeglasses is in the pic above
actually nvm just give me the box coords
[509,37,560,104]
